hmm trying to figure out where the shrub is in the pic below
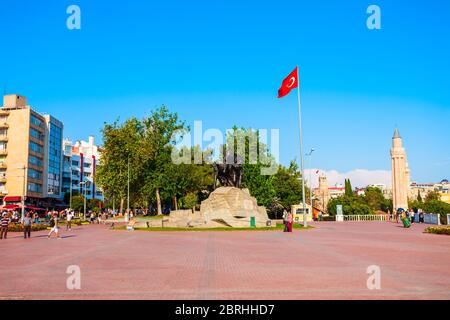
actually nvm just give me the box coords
[425,226,450,235]
[7,223,49,232]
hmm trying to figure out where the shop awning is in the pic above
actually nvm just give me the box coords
[0,204,46,211]
[3,196,24,202]
[1,204,20,210]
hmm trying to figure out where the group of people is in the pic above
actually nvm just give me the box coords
[396,208,425,224]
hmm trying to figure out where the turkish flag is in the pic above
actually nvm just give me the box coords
[277,66,298,98]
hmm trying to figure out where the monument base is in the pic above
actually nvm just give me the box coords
[166,187,273,228]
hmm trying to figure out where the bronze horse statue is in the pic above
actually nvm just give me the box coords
[213,152,243,188]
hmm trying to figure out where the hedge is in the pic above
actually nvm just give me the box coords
[7,223,49,232]
[425,226,450,235]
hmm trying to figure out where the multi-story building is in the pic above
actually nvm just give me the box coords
[62,136,103,202]
[409,179,450,204]
[44,115,63,199]
[0,94,64,209]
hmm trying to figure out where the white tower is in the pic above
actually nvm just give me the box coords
[390,129,410,211]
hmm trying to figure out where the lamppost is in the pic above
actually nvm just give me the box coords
[125,151,130,223]
[69,160,73,210]
[80,181,87,220]
[306,149,315,220]
[17,165,27,221]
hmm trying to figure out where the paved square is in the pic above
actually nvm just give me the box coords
[0,222,449,299]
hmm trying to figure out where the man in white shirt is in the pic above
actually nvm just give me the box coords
[66,211,73,231]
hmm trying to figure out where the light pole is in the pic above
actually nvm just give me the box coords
[18,165,26,221]
[80,181,87,220]
[125,153,130,222]
[69,160,73,210]
[306,149,315,221]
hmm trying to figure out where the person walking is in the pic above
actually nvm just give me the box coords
[23,212,32,239]
[33,211,39,224]
[282,209,288,232]
[1,212,9,239]
[287,212,293,233]
[47,213,61,239]
[66,210,73,231]
[409,209,415,224]
[419,209,425,223]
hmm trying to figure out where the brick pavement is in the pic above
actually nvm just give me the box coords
[0,221,449,300]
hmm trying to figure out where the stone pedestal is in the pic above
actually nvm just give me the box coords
[200,187,270,228]
[167,187,272,228]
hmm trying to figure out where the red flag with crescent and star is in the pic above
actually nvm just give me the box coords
[277,66,299,98]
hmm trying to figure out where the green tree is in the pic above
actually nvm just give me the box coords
[425,190,440,202]
[272,161,303,215]
[71,195,85,212]
[344,179,353,197]
[328,194,371,216]
[363,187,390,213]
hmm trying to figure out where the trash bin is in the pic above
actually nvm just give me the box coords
[250,216,256,227]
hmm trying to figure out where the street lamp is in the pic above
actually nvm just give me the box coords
[69,159,73,210]
[125,150,130,223]
[306,149,315,221]
[79,181,88,220]
[17,165,27,221]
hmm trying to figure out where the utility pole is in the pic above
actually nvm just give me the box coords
[306,149,315,220]
[126,155,130,222]
[19,165,26,221]
[69,160,73,209]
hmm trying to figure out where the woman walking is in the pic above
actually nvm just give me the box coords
[287,212,293,233]
[48,213,61,239]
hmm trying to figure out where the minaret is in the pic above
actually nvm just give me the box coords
[390,129,410,211]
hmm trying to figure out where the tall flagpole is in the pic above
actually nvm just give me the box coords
[296,66,307,227]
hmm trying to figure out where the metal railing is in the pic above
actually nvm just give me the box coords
[342,214,395,222]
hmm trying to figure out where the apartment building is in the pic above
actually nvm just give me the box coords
[62,136,103,201]
[0,94,64,209]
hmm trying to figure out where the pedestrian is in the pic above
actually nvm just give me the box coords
[419,209,425,223]
[282,209,288,232]
[318,211,323,221]
[1,212,9,239]
[287,212,293,233]
[409,209,415,223]
[66,210,73,231]
[23,212,32,239]
[33,211,39,224]
[47,213,61,239]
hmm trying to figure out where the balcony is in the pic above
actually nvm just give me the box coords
[0,175,6,183]
[0,136,8,142]
[0,150,7,156]
[0,110,9,116]
[0,162,6,169]
[0,123,8,129]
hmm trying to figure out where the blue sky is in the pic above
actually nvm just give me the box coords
[1,0,449,185]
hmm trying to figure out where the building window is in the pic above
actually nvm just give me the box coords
[28,182,42,193]
[30,114,44,128]
[29,155,44,167]
[29,141,43,154]
[30,127,44,141]
[28,168,43,180]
